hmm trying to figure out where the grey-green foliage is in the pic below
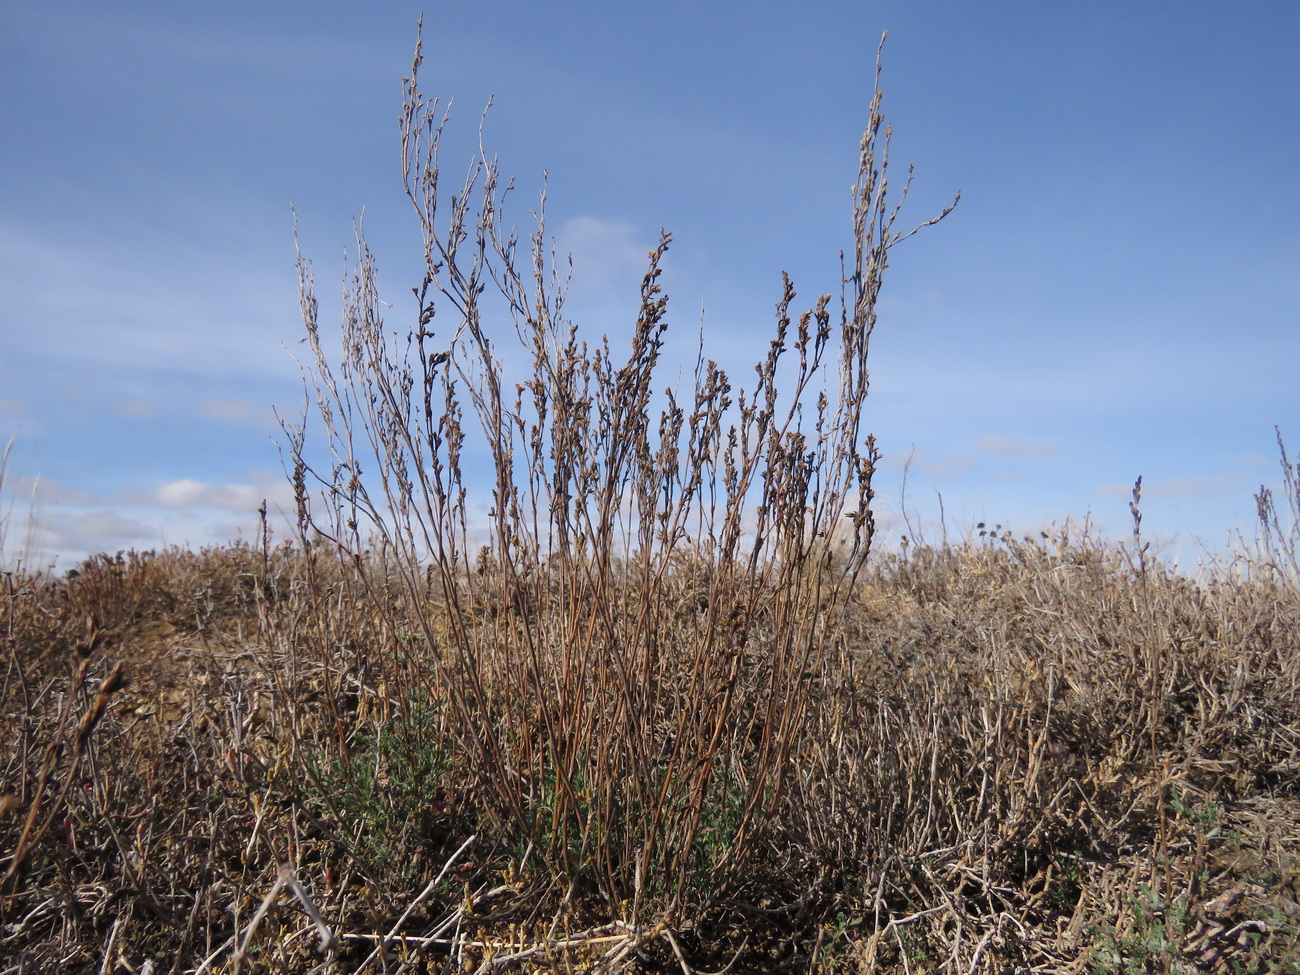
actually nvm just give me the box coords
[306,700,453,883]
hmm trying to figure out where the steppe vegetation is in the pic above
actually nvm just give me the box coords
[4,32,1300,974]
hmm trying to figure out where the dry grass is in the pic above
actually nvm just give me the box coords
[3,529,1299,972]
[4,27,1300,975]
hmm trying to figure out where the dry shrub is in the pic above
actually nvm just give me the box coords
[282,26,954,940]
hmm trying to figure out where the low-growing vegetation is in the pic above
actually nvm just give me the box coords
[4,520,1300,972]
[4,30,1299,975]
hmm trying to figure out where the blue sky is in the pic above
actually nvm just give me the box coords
[2,1,1297,570]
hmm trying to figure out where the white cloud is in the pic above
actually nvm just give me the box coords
[151,476,294,512]
[154,479,206,508]
[2,470,302,569]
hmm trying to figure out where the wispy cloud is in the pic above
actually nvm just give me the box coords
[0,219,299,380]
[142,476,295,512]
[1230,452,1276,469]
[113,399,159,417]
[554,215,655,315]
[36,3,406,82]
[197,399,276,426]
[884,446,978,482]
[975,433,1059,459]
[42,510,155,556]
[12,471,299,568]
[25,478,100,506]
[1096,475,1244,500]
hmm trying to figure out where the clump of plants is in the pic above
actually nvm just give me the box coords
[284,24,956,944]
